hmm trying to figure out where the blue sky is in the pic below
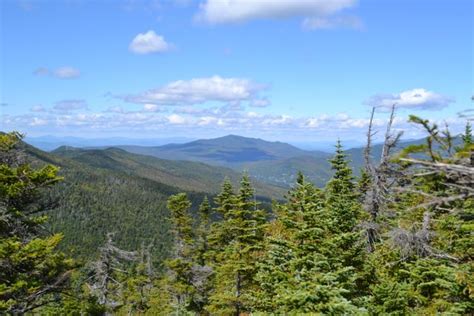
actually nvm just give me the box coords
[1,0,472,143]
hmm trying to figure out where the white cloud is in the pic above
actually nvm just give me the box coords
[53,66,81,79]
[143,103,162,112]
[129,30,172,54]
[4,107,465,142]
[302,15,363,30]
[167,114,187,124]
[196,0,357,24]
[53,99,88,112]
[121,75,268,106]
[365,88,454,110]
[30,117,48,126]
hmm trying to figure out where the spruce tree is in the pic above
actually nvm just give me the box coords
[208,174,267,315]
[165,193,195,313]
[254,171,363,314]
[196,196,211,266]
[325,141,368,304]
[462,121,472,146]
[254,142,368,313]
[0,132,75,313]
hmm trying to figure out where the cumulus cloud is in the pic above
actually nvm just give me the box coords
[365,88,454,110]
[53,99,88,112]
[129,30,172,54]
[4,106,465,142]
[196,0,357,24]
[120,75,268,106]
[302,15,364,30]
[33,66,81,79]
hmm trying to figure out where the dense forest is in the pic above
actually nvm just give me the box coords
[1,111,473,314]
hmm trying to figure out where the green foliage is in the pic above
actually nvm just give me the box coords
[253,144,367,314]
[0,132,75,314]
[3,118,472,314]
[207,174,267,314]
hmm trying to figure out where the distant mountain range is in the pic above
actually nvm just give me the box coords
[25,135,195,151]
[28,134,431,187]
[114,135,424,187]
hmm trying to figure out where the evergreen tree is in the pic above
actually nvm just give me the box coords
[368,117,474,314]
[462,121,472,146]
[325,141,368,305]
[256,177,359,313]
[207,178,236,261]
[0,132,75,313]
[165,193,195,313]
[254,142,368,313]
[208,174,267,315]
[196,196,211,266]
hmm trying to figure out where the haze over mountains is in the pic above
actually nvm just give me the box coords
[27,134,427,187]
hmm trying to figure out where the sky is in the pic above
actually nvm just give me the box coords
[1,0,473,144]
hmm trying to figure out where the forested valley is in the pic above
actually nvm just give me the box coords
[1,111,473,315]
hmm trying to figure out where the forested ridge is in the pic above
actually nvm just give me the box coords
[1,112,473,314]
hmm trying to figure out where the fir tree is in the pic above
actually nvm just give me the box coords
[462,121,472,146]
[254,171,363,314]
[196,196,211,266]
[0,132,75,314]
[208,174,267,315]
[165,193,195,313]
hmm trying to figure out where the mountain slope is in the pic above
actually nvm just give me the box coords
[118,134,328,166]
[115,134,440,188]
[52,146,285,198]
[24,143,284,263]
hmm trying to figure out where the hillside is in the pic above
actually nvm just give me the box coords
[116,134,432,187]
[118,134,326,165]
[24,142,284,263]
[52,146,285,198]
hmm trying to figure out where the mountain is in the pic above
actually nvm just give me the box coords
[116,135,335,186]
[115,134,441,187]
[51,145,285,198]
[25,135,194,151]
[118,134,323,165]
[24,142,285,263]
